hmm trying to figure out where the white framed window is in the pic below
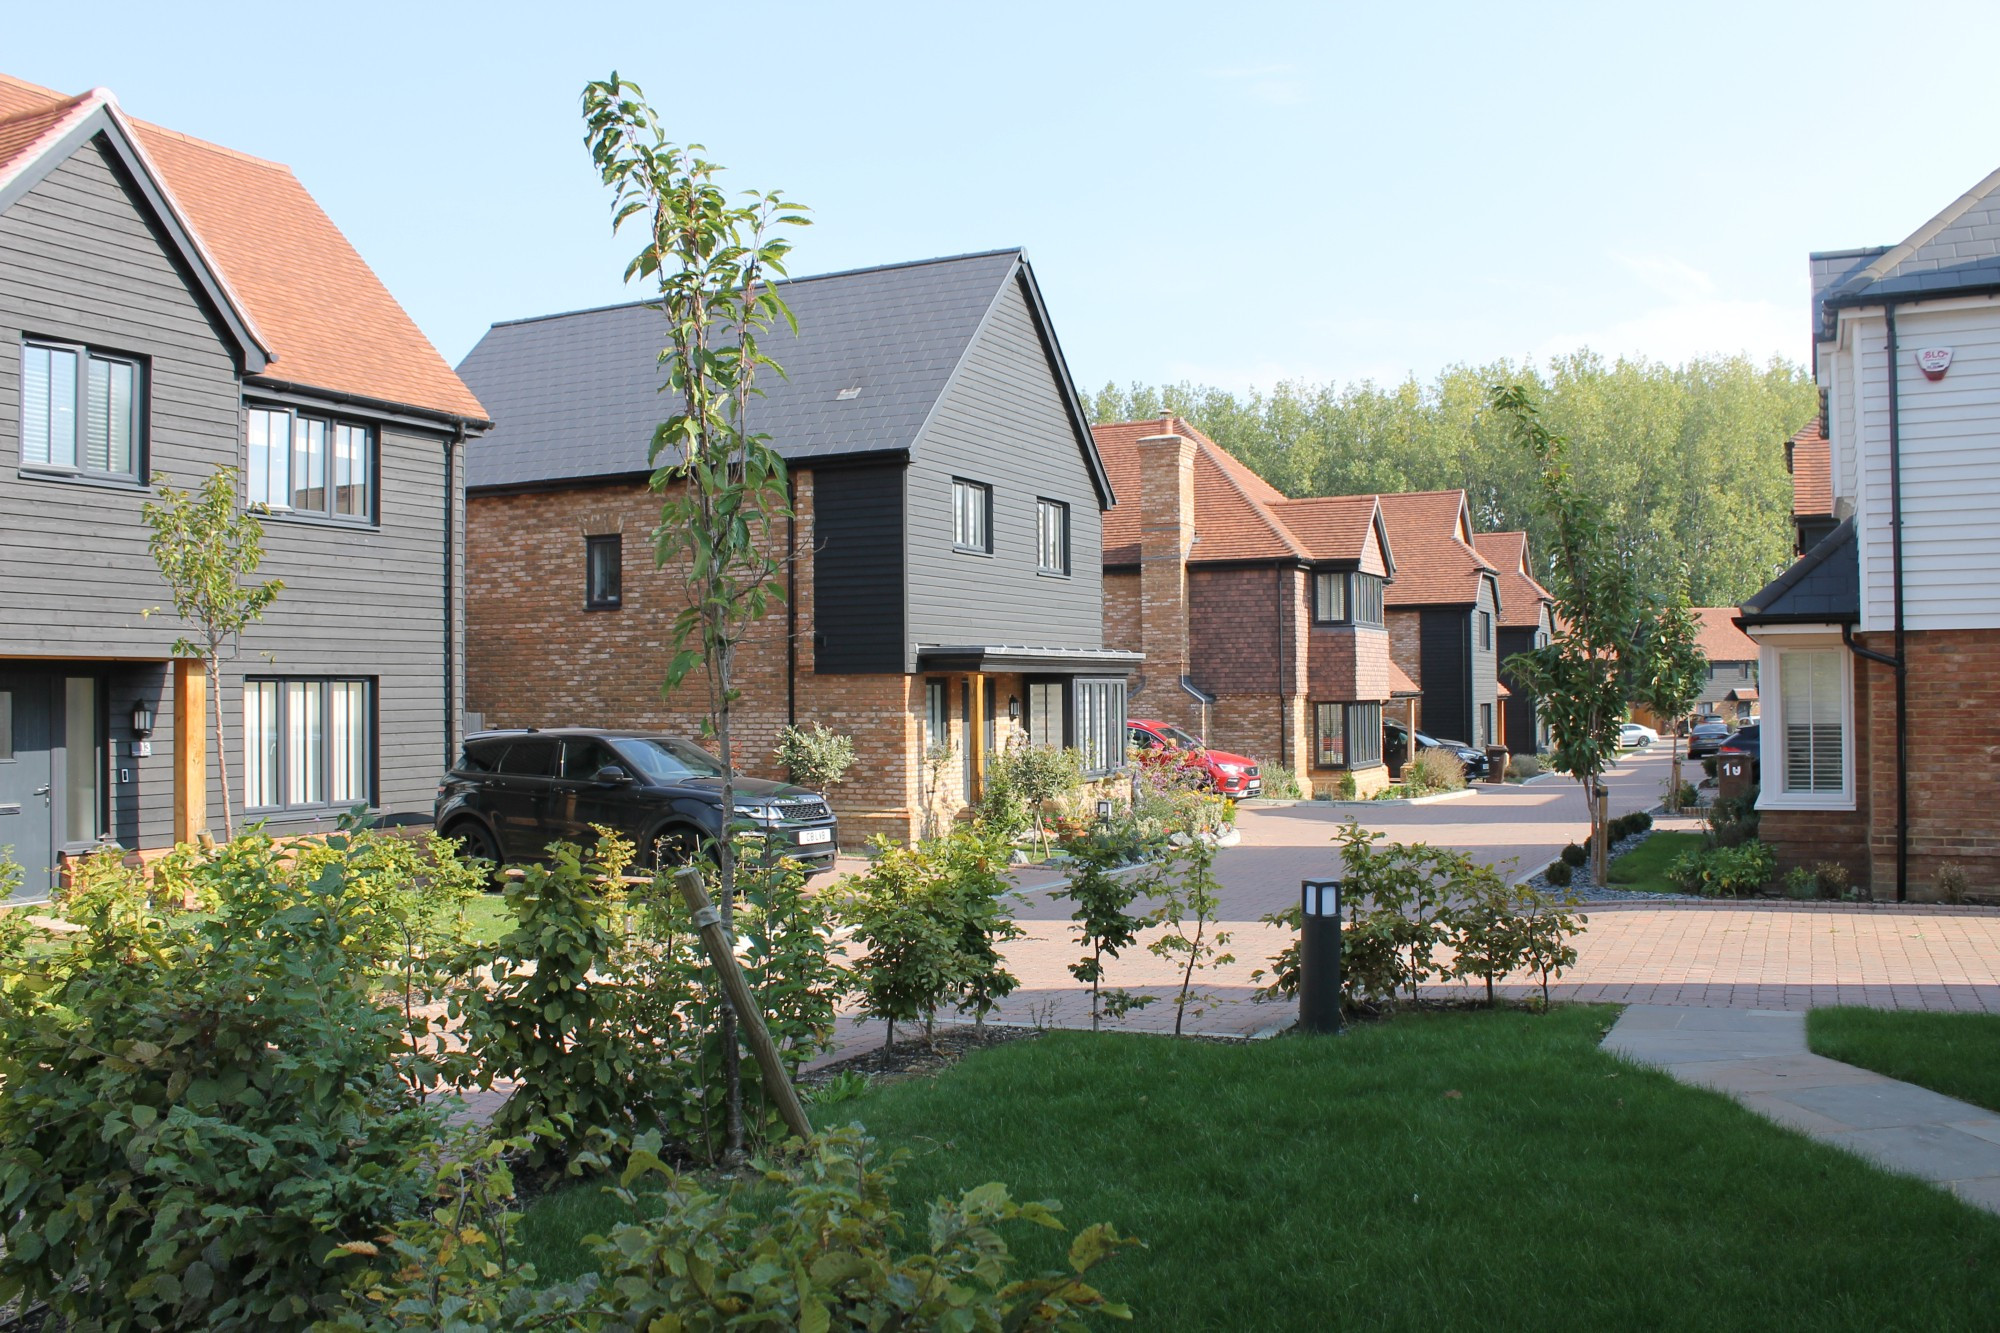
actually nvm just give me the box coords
[1037,498,1069,574]
[952,478,991,553]
[245,406,374,522]
[21,340,142,481]
[1758,637,1853,811]
[1073,677,1128,776]
[244,677,373,811]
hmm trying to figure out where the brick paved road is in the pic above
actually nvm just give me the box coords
[814,748,2000,1065]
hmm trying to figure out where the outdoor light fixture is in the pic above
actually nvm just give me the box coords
[1095,798,1113,822]
[1007,695,1021,721]
[130,703,154,738]
[1298,879,1344,1034]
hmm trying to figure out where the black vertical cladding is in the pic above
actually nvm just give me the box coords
[1419,608,1473,743]
[1495,626,1538,753]
[812,463,907,675]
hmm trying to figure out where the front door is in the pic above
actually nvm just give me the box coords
[0,674,55,900]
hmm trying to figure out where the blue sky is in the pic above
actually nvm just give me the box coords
[15,2,2000,396]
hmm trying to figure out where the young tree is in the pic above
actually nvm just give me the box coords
[141,468,283,841]
[1630,593,1709,811]
[1055,832,1156,1030]
[582,74,808,1158]
[1143,838,1234,1036]
[1489,383,1648,883]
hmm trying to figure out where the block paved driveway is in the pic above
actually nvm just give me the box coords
[815,747,2000,1063]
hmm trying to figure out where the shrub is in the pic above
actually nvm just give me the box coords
[1258,761,1303,800]
[1707,785,1761,848]
[774,720,856,792]
[1667,841,1777,897]
[1812,860,1853,901]
[1936,861,1970,905]
[1405,747,1467,795]
[1143,836,1235,1035]
[1560,842,1588,868]
[1783,866,1818,900]
[1701,756,1718,780]
[0,833,451,1332]
[1508,754,1542,780]
[1629,811,1654,833]
[992,743,1086,853]
[1055,831,1156,1029]
[1670,780,1698,809]
[1544,859,1574,887]
[1449,866,1533,1005]
[327,1129,1136,1331]
[973,767,1031,841]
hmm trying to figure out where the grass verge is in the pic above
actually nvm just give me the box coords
[1606,830,1705,892]
[1808,1006,2000,1115]
[520,1008,2000,1327]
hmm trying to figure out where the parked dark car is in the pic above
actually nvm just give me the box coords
[436,728,839,875]
[1716,724,1760,784]
[1384,720,1490,780]
[1687,720,1732,759]
[1127,719,1262,797]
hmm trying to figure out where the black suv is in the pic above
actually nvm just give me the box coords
[435,728,839,875]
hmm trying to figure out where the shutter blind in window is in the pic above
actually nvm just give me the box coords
[1780,649,1842,794]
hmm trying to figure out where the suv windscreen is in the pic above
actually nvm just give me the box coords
[497,739,557,777]
[559,739,619,780]
[617,736,727,782]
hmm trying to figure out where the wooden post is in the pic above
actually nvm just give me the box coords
[1593,788,1610,885]
[967,671,986,804]
[173,658,206,843]
[671,865,814,1144]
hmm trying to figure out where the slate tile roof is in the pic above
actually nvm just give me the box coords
[1471,530,1552,628]
[1788,416,1832,518]
[1820,161,2000,317]
[0,72,485,422]
[460,250,1049,490]
[1378,490,1494,608]
[1739,519,1859,626]
[1092,419,1391,569]
[1691,607,1758,663]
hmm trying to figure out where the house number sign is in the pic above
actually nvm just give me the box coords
[1916,347,1954,380]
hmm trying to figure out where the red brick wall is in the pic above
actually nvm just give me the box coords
[1189,567,1282,692]
[1103,571,1141,653]
[1305,625,1391,702]
[1387,610,1423,690]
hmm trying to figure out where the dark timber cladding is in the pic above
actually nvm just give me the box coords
[813,462,906,673]
[1419,607,1473,743]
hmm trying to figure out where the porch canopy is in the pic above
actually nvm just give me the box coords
[914,645,1142,675]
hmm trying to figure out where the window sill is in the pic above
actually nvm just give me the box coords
[18,467,148,493]
[953,545,994,558]
[1036,568,1072,580]
[1755,792,1856,813]
[260,510,379,532]
[584,601,623,612]
[246,802,377,820]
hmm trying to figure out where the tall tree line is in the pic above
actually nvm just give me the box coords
[1089,352,1817,606]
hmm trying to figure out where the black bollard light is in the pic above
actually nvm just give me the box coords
[1298,879,1344,1034]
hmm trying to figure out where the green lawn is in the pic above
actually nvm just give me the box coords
[1809,1006,2000,1115]
[1606,830,1704,892]
[520,1009,2000,1328]
[457,892,515,947]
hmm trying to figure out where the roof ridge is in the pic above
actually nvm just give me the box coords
[131,115,290,171]
[488,248,1024,330]
[1846,163,2000,293]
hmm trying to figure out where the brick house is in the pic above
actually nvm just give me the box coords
[1740,162,2000,900]
[1090,417,1405,798]
[1379,491,1503,751]
[0,74,488,899]
[1692,608,1759,724]
[1473,531,1553,753]
[457,250,1135,845]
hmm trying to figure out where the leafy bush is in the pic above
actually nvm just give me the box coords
[1142,836,1234,1034]
[1670,780,1698,809]
[327,1129,1136,1331]
[1629,811,1654,834]
[1056,831,1156,1029]
[1405,747,1467,795]
[1336,770,1360,800]
[1708,785,1761,847]
[974,766,1032,841]
[774,720,856,792]
[1447,865,1532,1005]
[1667,841,1777,897]
[991,744,1087,852]
[1560,842,1588,868]
[1701,756,1718,780]
[0,832,454,1332]
[1258,761,1303,800]
[1783,866,1818,900]
[1936,861,1970,905]
[1544,860,1574,887]
[1812,860,1853,901]
[1508,754,1542,780]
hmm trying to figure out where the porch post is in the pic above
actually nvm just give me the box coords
[968,671,986,804]
[173,658,206,843]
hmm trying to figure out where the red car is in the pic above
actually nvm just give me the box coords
[1126,719,1262,797]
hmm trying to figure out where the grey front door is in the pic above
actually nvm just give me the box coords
[0,674,55,900]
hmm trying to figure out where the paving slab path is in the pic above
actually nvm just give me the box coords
[1604,1004,2000,1213]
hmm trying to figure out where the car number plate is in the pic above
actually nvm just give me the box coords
[796,828,832,845]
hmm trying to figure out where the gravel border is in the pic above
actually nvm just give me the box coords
[1516,818,1709,903]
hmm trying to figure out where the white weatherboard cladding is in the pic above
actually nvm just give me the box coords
[1843,298,2000,632]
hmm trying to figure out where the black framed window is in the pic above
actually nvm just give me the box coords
[1074,677,1128,776]
[1314,572,1385,626]
[243,677,373,811]
[1037,498,1069,574]
[925,678,950,754]
[246,405,374,522]
[20,340,143,481]
[1353,574,1384,626]
[1478,609,1493,651]
[952,478,992,553]
[1479,702,1493,747]
[585,533,622,609]
[1314,701,1382,769]
[1027,679,1064,748]
[1313,572,1347,623]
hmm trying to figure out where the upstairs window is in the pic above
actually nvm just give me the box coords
[1313,572,1385,626]
[585,533,623,609]
[20,340,142,481]
[1353,573,1384,626]
[1037,498,1069,574]
[1313,572,1347,623]
[246,406,374,522]
[952,478,991,553]
[1478,610,1493,651]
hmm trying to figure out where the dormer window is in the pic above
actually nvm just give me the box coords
[247,406,373,523]
[20,340,143,483]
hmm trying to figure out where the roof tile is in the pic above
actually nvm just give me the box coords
[1378,491,1493,607]
[1789,416,1832,518]
[1471,530,1553,628]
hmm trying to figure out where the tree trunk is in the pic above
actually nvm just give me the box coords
[209,654,232,841]
[716,678,743,1161]
[1669,732,1684,814]
[1591,784,1609,884]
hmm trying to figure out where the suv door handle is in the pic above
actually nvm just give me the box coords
[32,786,50,798]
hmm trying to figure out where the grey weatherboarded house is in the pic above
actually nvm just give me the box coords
[0,74,489,898]
[457,248,1136,845]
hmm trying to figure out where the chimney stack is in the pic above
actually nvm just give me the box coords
[1136,424,1197,731]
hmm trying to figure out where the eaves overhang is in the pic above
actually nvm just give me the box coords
[915,644,1143,676]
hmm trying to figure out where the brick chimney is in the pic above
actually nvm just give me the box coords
[1136,419,1196,731]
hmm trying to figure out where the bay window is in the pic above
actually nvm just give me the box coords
[1073,677,1128,776]
[1314,701,1384,769]
[1760,641,1852,810]
[1313,571,1385,626]
[20,340,142,481]
[244,677,373,811]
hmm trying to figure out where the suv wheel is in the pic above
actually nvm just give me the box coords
[444,820,503,885]
[649,827,708,872]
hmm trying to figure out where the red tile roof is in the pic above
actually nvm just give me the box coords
[1265,495,1384,564]
[1378,490,1494,607]
[1471,530,1554,628]
[1693,607,1758,664]
[1388,661,1419,696]
[0,73,485,423]
[1789,416,1832,518]
[1096,418,1332,566]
